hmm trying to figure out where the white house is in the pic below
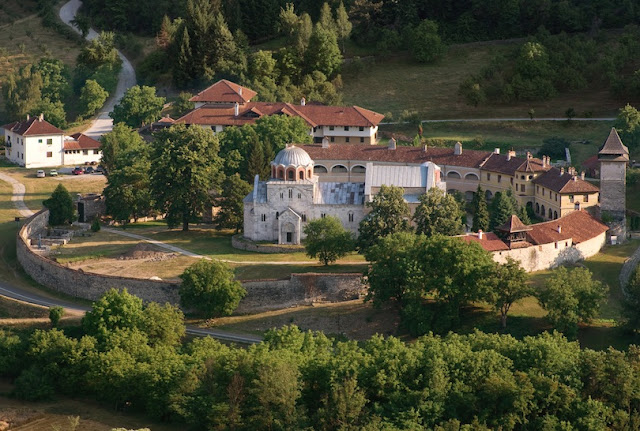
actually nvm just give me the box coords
[2,115,102,168]
[3,114,65,168]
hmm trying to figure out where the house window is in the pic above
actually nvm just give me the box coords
[555,242,559,249]
[569,195,574,203]
[510,177,513,185]
[313,127,317,132]
[280,192,284,200]
[83,150,88,155]
[288,189,293,199]
[359,126,364,131]
[46,151,52,158]
[521,175,525,180]
[360,137,364,143]
[584,194,589,202]
[344,126,349,131]
[515,184,518,192]
[521,185,525,193]
[346,137,350,143]
[321,213,326,218]
[276,212,280,219]
[302,214,307,222]
[329,126,334,131]
[348,212,354,222]
[330,137,335,142]
[261,214,266,222]
[47,138,53,145]
[486,173,491,181]
[498,175,501,183]
[94,150,100,154]
[38,139,42,143]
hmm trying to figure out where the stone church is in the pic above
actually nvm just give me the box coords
[243,144,444,244]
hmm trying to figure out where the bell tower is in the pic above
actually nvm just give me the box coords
[598,128,629,238]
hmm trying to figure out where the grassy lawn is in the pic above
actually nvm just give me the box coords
[382,120,613,166]
[341,40,625,120]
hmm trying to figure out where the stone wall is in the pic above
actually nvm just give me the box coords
[231,234,303,253]
[18,211,365,313]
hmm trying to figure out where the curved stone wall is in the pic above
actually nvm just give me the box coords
[17,211,365,312]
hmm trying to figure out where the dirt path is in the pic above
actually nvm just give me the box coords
[0,172,34,218]
[58,0,137,139]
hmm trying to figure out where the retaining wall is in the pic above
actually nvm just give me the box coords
[17,210,364,312]
[231,234,304,254]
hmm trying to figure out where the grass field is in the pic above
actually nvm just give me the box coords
[341,39,628,120]
[381,120,615,166]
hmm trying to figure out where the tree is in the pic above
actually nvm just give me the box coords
[99,123,145,174]
[623,264,640,331]
[71,14,90,38]
[334,1,352,53]
[29,98,66,129]
[173,26,194,87]
[110,85,165,127]
[318,3,336,34]
[104,154,153,226]
[472,186,490,232]
[409,20,445,63]
[304,216,354,265]
[43,184,75,226]
[615,104,640,149]
[49,306,64,328]
[565,107,576,121]
[179,259,246,317]
[254,115,312,153]
[77,31,119,69]
[34,57,70,103]
[490,258,530,328]
[142,302,185,346]
[357,185,411,251]
[82,288,145,341]
[304,24,342,78]
[80,79,109,118]
[364,231,425,306]
[3,64,43,120]
[489,191,515,231]
[413,188,465,236]
[538,266,608,338]
[150,124,223,231]
[172,92,195,118]
[214,174,252,232]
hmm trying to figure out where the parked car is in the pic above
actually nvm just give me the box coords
[84,166,95,174]
[36,170,45,178]
[49,169,58,176]
[95,165,105,174]
[71,167,84,175]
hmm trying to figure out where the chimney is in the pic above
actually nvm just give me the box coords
[322,137,329,148]
[478,230,483,240]
[581,171,585,180]
[507,149,516,161]
[234,102,239,117]
[388,137,397,150]
[560,167,565,175]
[39,113,43,122]
[573,175,578,182]
[26,114,30,121]
[557,225,562,233]
[494,147,500,154]
[301,97,306,106]
[526,151,532,159]
[423,144,428,153]
[239,87,243,96]
[454,141,462,155]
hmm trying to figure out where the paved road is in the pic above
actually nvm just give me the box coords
[381,117,616,125]
[58,0,137,139]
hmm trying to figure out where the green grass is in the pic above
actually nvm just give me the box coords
[232,263,367,281]
[341,42,624,120]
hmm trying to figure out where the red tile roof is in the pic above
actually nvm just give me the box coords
[190,79,257,104]
[177,102,385,129]
[497,214,532,233]
[460,232,509,251]
[2,116,64,136]
[599,128,629,159]
[527,210,607,245]
[532,167,599,193]
[63,133,100,150]
[480,153,548,175]
[303,144,493,168]
[582,154,599,170]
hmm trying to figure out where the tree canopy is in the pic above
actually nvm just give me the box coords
[304,216,354,265]
[413,188,465,236]
[43,184,75,226]
[110,85,165,127]
[357,185,411,251]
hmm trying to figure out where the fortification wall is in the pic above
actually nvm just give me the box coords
[17,211,364,312]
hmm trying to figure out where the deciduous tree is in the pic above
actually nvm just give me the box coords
[304,216,354,265]
[99,123,145,174]
[82,288,145,341]
[490,257,530,328]
[357,185,411,251]
[179,259,246,317]
[214,174,252,233]
[110,85,165,127]
[413,188,465,236]
[80,79,109,118]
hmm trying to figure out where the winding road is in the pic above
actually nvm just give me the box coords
[58,0,137,139]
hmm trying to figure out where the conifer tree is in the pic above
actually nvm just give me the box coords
[318,3,336,34]
[489,191,514,231]
[335,1,352,53]
[247,140,268,180]
[471,186,490,232]
[173,26,193,87]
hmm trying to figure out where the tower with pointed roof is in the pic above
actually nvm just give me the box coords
[598,128,629,222]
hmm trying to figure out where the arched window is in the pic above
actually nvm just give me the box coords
[485,190,493,200]
[331,164,348,173]
[548,208,553,219]
[541,205,546,217]
[314,165,328,174]
[278,168,285,179]
[299,171,304,180]
[351,165,366,173]
[554,211,558,219]
[465,191,475,202]
[465,173,479,180]
[287,169,294,180]
[536,203,540,214]
[276,212,280,219]
[447,171,461,179]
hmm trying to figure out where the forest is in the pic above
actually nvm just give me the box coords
[3,288,640,431]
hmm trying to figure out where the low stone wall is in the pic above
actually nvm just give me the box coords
[232,234,304,254]
[17,211,365,313]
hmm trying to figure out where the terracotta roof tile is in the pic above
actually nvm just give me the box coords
[497,214,532,233]
[190,79,257,103]
[64,133,101,150]
[598,128,629,159]
[2,116,64,136]
[481,153,547,175]
[581,154,599,169]
[532,167,599,193]
[459,232,509,251]
[526,210,607,244]
[303,144,492,168]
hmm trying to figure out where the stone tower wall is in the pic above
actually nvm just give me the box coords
[599,161,626,220]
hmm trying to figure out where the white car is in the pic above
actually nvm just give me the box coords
[49,169,58,177]
[36,170,45,178]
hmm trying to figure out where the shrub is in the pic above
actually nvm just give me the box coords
[49,306,64,327]
[91,217,101,232]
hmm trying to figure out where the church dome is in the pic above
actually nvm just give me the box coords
[272,145,313,167]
